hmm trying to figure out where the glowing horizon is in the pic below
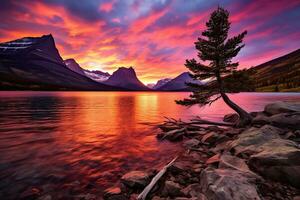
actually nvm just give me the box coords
[1,0,300,84]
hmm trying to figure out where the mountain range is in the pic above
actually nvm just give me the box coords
[0,35,120,91]
[0,34,299,91]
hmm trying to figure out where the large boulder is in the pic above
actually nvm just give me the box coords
[200,168,261,200]
[230,125,284,155]
[120,171,150,189]
[230,125,300,188]
[269,112,300,130]
[248,140,300,188]
[264,101,300,115]
[252,112,270,125]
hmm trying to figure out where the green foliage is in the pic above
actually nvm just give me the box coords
[177,7,248,106]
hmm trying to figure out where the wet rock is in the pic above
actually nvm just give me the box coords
[121,171,150,189]
[223,113,239,123]
[37,195,52,200]
[252,112,270,125]
[218,154,259,179]
[183,139,200,149]
[20,187,41,200]
[248,140,300,188]
[74,193,97,200]
[104,187,127,200]
[200,168,261,200]
[230,125,284,155]
[269,112,300,129]
[264,101,300,115]
[163,128,185,141]
[181,183,207,199]
[223,128,243,137]
[201,132,219,144]
[162,181,183,197]
[206,126,223,132]
[169,161,191,174]
[206,153,220,165]
[212,141,232,153]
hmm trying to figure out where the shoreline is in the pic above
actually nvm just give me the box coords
[103,101,300,200]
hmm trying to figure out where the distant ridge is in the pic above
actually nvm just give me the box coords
[0,34,122,91]
[156,72,201,91]
[248,48,300,92]
[153,78,172,89]
[104,67,150,90]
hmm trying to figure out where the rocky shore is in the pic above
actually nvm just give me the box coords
[103,101,300,200]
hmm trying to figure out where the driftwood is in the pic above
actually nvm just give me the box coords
[137,157,178,200]
[159,116,234,131]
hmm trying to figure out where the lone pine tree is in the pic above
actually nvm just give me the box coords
[176,7,253,127]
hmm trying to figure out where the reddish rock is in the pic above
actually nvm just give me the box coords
[206,154,220,165]
[121,171,150,189]
[201,132,218,144]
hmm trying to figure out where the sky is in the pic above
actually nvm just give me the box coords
[0,0,300,84]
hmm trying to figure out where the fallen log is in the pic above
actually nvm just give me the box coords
[137,157,178,200]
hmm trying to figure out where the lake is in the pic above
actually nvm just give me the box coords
[0,92,300,199]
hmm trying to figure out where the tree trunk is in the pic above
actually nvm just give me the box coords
[216,71,252,127]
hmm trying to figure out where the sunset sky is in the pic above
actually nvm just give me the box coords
[1,0,300,84]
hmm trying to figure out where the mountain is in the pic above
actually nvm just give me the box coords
[64,58,85,76]
[0,34,121,91]
[147,83,155,89]
[153,78,172,89]
[248,49,300,92]
[64,58,110,82]
[83,69,110,82]
[104,67,149,90]
[156,72,201,91]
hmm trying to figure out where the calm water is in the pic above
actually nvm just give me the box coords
[0,91,300,199]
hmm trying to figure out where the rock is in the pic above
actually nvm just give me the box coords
[269,112,300,129]
[181,184,207,199]
[169,161,191,174]
[264,101,300,115]
[37,195,52,200]
[201,132,219,144]
[162,128,185,141]
[206,154,220,165]
[20,187,41,199]
[223,113,239,123]
[183,139,200,149]
[162,181,183,197]
[248,140,300,188]
[206,126,224,132]
[121,171,150,189]
[293,196,300,200]
[230,125,284,155]
[223,128,243,137]
[104,187,127,200]
[75,193,97,200]
[200,168,261,200]
[252,112,270,125]
[218,154,259,178]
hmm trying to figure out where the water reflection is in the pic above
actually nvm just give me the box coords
[0,91,299,199]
